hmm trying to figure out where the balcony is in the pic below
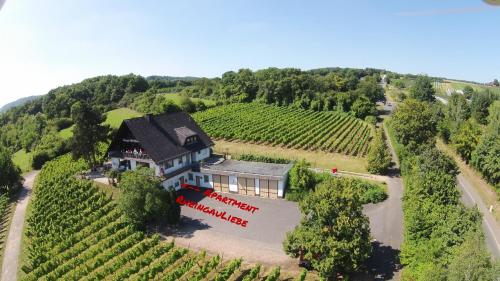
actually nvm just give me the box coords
[122,151,151,160]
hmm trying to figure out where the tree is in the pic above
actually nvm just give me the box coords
[462,85,474,99]
[390,99,437,147]
[0,146,21,192]
[409,75,435,102]
[471,133,500,187]
[283,177,371,279]
[118,167,180,230]
[351,96,377,119]
[450,120,481,162]
[367,129,392,174]
[289,160,315,192]
[177,94,196,113]
[470,91,493,125]
[70,101,110,169]
[493,79,499,87]
[447,231,500,281]
[355,76,384,102]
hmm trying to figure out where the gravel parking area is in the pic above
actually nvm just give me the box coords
[162,188,301,268]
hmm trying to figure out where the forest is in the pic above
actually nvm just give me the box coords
[0,67,387,170]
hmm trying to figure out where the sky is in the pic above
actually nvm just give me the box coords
[0,0,499,107]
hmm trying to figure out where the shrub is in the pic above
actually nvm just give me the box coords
[32,150,51,170]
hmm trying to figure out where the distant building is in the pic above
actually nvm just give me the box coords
[107,112,291,198]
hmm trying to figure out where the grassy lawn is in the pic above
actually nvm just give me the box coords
[213,139,368,173]
[161,93,216,107]
[58,107,143,140]
[12,149,33,172]
[94,181,122,200]
[436,139,500,223]
[104,107,143,129]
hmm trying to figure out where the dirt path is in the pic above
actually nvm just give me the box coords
[1,171,39,281]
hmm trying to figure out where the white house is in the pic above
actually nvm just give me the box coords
[107,112,291,198]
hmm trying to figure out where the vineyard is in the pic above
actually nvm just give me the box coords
[192,103,373,156]
[21,155,315,280]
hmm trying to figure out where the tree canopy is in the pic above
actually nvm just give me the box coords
[0,145,21,191]
[409,75,436,102]
[118,167,180,230]
[70,101,110,168]
[283,177,371,279]
[391,99,437,147]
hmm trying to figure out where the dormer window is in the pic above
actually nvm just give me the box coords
[185,136,198,145]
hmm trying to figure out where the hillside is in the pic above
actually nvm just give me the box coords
[20,155,315,280]
[0,96,41,113]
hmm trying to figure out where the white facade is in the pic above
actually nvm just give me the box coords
[192,148,210,162]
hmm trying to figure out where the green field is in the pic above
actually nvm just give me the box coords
[161,93,217,107]
[434,80,500,97]
[21,155,314,280]
[12,149,33,172]
[193,103,373,156]
[58,108,143,139]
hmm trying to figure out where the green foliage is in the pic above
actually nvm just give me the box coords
[242,264,261,281]
[366,128,391,174]
[357,181,388,204]
[447,231,500,281]
[234,153,292,164]
[462,85,474,99]
[355,76,385,103]
[214,258,242,281]
[471,133,500,189]
[409,75,436,102]
[70,101,110,168]
[289,160,315,192]
[450,120,481,162]
[118,167,180,230]
[388,119,488,280]
[469,101,500,189]
[283,177,371,279]
[177,94,197,113]
[470,90,494,125]
[295,269,307,281]
[0,145,21,191]
[391,99,437,147]
[351,96,377,119]
[364,115,377,125]
[264,267,280,281]
[193,103,373,156]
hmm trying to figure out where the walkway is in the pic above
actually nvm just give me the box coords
[1,171,39,281]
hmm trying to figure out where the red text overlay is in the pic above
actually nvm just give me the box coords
[176,195,248,227]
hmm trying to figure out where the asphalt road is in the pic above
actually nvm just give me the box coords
[1,171,39,281]
[457,174,500,259]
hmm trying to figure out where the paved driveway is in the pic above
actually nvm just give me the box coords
[162,189,301,269]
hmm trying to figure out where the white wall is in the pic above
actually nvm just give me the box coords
[162,153,190,174]
[278,180,285,198]
[185,172,213,189]
[193,148,210,162]
[255,178,260,195]
[161,172,188,191]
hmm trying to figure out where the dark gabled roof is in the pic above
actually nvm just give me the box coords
[118,111,213,163]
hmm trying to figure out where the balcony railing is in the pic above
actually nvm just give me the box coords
[122,151,151,160]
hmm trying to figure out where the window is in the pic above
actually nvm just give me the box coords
[178,157,183,165]
[198,150,201,154]
[165,160,174,169]
[188,173,193,181]
[175,181,179,187]
[204,175,209,183]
